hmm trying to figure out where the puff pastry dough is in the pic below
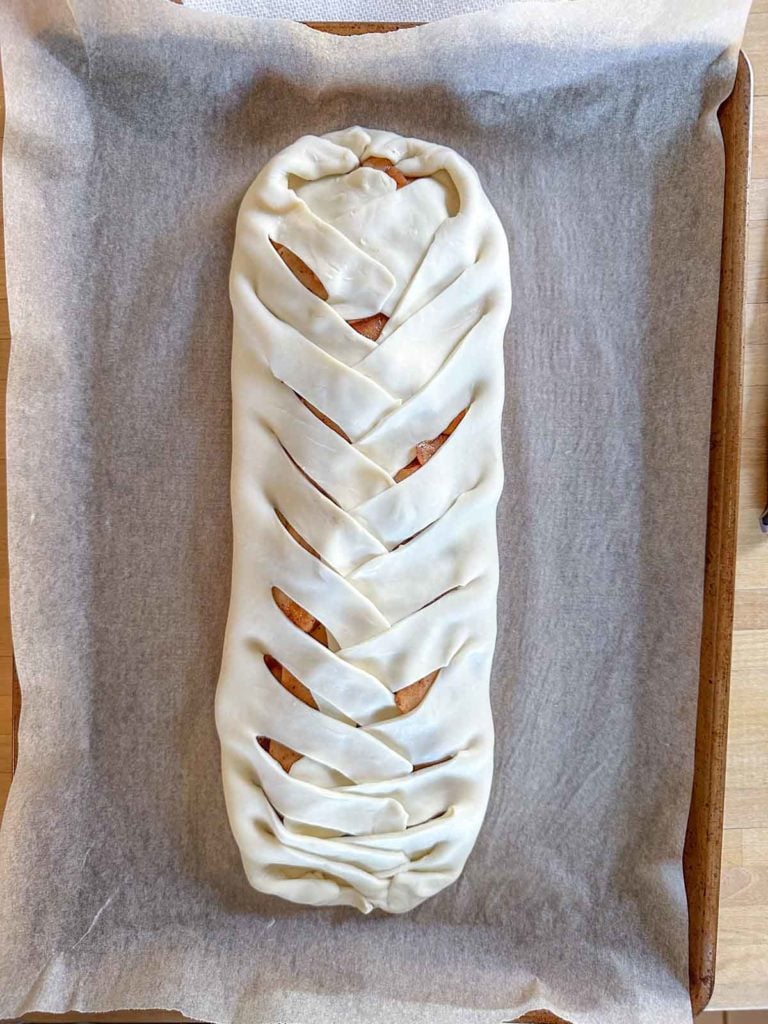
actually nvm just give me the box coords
[217,126,511,913]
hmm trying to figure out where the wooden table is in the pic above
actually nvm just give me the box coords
[0,7,767,1015]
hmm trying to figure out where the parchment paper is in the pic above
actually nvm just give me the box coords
[0,1,751,1021]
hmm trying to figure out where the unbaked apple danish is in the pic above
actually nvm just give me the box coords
[217,126,511,913]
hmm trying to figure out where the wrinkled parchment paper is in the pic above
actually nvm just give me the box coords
[0,1,752,1021]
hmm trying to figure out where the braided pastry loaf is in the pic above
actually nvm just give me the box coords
[218,126,511,913]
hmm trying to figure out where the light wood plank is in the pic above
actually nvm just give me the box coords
[752,101,768,177]
[722,829,744,868]
[712,945,768,1011]
[720,861,768,907]
[745,305,768,373]
[717,905,768,949]
[724,789,768,831]
[742,828,768,864]
[745,13,768,98]
[739,386,768,455]
[730,629,768,671]
[747,226,768,304]
[749,180,768,223]
[734,456,768,591]
[0,580,11,659]
[0,694,10,730]
[722,632,768,835]
[0,654,11,698]
[733,590,768,630]
[0,771,10,821]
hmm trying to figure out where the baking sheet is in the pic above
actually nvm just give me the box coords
[0,1,752,1022]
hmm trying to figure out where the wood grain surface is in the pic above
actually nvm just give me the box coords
[0,10,766,1022]
[700,1013,768,1022]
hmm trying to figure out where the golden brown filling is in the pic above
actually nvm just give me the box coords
[360,155,412,190]
[347,312,390,341]
[394,670,439,714]
[298,396,352,442]
[270,240,328,300]
[394,408,467,482]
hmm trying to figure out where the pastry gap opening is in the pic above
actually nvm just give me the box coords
[303,22,418,36]
[347,312,389,341]
[391,486,469,551]
[406,807,452,834]
[513,1013,575,1024]
[271,585,337,649]
[394,407,468,483]
[260,651,320,774]
[413,752,454,773]
[393,669,439,713]
[270,239,328,300]
[270,236,388,341]
[264,652,317,709]
[411,585,462,618]
[275,507,320,560]
[276,439,342,508]
[296,393,351,442]
[257,734,303,774]
[360,155,413,190]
